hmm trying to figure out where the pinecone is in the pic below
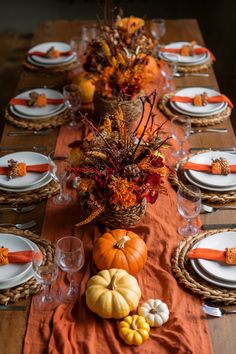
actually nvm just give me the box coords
[123,164,141,178]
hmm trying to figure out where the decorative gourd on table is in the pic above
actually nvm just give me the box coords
[72,72,95,104]
[85,268,141,319]
[138,299,169,327]
[118,314,150,345]
[93,229,147,275]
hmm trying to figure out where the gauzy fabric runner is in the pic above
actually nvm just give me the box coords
[24,79,213,354]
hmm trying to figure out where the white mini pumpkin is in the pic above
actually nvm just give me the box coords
[138,299,169,327]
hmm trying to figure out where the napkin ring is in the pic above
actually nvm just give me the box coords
[211,157,230,175]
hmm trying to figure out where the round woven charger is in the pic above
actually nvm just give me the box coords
[158,93,231,127]
[4,107,70,131]
[177,58,213,73]
[0,180,60,206]
[96,199,147,228]
[169,152,236,204]
[93,91,143,127]
[0,227,55,305]
[171,228,236,304]
[23,58,79,73]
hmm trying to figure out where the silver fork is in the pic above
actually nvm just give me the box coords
[0,220,36,229]
[8,129,53,137]
[0,205,35,213]
[202,303,236,317]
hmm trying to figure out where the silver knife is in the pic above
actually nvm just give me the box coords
[190,128,228,134]
[0,305,28,311]
[174,72,209,78]
[0,146,47,152]
[202,224,236,230]
[190,147,236,153]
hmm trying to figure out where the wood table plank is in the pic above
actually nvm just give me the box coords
[0,19,235,354]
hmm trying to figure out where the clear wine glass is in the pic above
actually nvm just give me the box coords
[150,18,166,41]
[32,251,58,311]
[48,151,72,205]
[170,115,191,159]
[177,184,201,237]
[55,236,84,303]
[63,83,81,128]
[160,53,179,94]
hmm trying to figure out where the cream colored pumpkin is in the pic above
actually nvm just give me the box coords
[138,299,169,327]
[86,268,141,319]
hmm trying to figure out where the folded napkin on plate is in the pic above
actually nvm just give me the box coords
[160,47,216,61]
[0,248,35,265]
[188,247,236,264]
[170,94,233,109]
[10,98,64,106]
[183,161,236,173]
[28,50,71,57]
[0,164,50,175]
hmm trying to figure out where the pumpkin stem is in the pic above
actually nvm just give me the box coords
[115,235,130,249]
[150,308,158,314]
[108,272,118,290]
[130,318,138,330]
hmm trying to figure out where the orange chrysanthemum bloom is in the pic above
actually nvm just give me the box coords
[108,177,140,209]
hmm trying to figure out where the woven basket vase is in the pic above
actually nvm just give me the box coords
[93,91,143,128]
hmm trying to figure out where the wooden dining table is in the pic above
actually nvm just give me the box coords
[0,19,236,354]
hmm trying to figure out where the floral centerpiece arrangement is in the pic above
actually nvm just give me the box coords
[69,91,168,228]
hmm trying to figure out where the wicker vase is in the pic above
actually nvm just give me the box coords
[93,91,143,128]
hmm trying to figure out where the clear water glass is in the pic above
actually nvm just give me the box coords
[160,53,179,93]
[150,18,166,41]
[55,236,84,302]
[32,251,58,310]
[48,151,72,205]
[177,185,201,237]
[63,84,81,128]
[170,115,191,159]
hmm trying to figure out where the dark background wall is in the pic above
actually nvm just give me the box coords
[0,0,235,109]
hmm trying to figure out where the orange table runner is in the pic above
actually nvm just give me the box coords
[24,78,213,354]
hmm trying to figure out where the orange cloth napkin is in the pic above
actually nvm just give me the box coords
[160,46,216,60]
[8,250,35,263]
[188,248,225,262]
[10,98,64,106]
[170,94,234,108]
[183,161,236,173]
[0,164,50,175]
[28,50,71,57]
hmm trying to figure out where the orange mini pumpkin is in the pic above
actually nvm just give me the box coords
[93,229,147,275]
[139,54,159,81]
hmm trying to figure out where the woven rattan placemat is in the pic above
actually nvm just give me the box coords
[23,58,79,73]
[169,154,236,204]
[177,58,213,73]
[171,229,236,304]
[0,227,55,305]
[4,108,70,130]
[0,180,60,206]
[158,93,231,127]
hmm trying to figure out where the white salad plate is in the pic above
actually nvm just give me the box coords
[27,52,76,68]
[12,88,65,117]
[169,100,227,117]
[187,151,236,188]
[28,41,74,64]
[0,233,34,283]
[10,102,67,120]
[160,41,207,64]
[0,151,50,189]
[0,236,39,290]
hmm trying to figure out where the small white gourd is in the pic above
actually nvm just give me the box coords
[138,299,169,327]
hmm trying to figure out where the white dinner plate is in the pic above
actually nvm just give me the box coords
[28,41,74,64]
[12,88,64,117]
[187,151,236,188]
[26,52,76,68]
[9,102,67,120]
[193,232,236,282]
[0,233,34,282]
[169,100,227,117]
[0,172,52,193]
[159,51,210,67]
[0,238,39,290]
[0,151,49,189]
[172,87,225,115]
[161,42,207,64]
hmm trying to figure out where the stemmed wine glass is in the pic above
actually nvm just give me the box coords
[32,251,58,311]
[170,115,191,159]
[150,18,166,41]
[177,184,201,237]
[55,236,84,302]
[48,151,72,205]
[160,53,179,94]
[63,84,81,128]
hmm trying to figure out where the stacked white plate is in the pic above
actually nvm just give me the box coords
[27,41,76,68]
[190,231,236,288]
[0,151,52,193]
[170,87,228,117]
[0,233,39,290]
[159,41,210,66]
[10,88,67,120]
[184,151,236,192]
